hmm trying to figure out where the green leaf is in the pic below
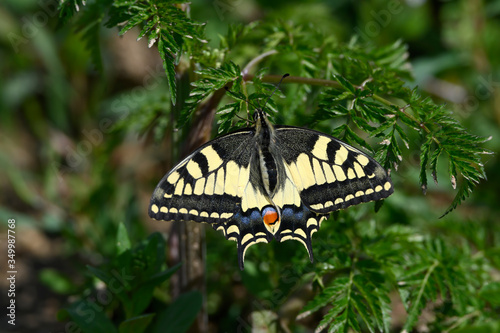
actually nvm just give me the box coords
[39,269,77,294]
[152,291,203,333]
[64,299,118,333]
[333,74,356,94]
[479,282,500,306]
[402,259,440,332]
[159,39,177,105]
[119,314,156,333]
[116,223,131,255]
[128,263,182,317]
[419,137,432,194]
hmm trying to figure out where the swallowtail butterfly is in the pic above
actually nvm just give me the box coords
[149,75,393,269]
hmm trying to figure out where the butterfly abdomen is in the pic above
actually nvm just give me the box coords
[256,122,280,196]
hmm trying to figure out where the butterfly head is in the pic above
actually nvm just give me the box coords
[253,107,272,133]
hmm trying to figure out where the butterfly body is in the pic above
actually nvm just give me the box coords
[149,108,393,269]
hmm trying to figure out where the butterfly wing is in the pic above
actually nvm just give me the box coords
[149,130,255,224]
[149,129,275,269]
[275,126,394,213]
[149,124,394,270]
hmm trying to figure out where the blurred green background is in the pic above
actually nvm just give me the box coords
[1,0,499,332]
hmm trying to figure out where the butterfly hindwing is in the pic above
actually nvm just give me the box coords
[274,126,394,213]
[149,130,255,224]
[213,205,274,270]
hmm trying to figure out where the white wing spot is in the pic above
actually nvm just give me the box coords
[345,194,354,201]
[220,213,233,219]
[312,136,330,160]
[205,173,216,195]
[167,171,180,184]
[186,160,203,179]
[227,225,240,235]
[294,229,307,238]
[312,158,326,185]
[214,168,225,195]
[384,181,392,191]
[242,234,253,244]
[201,146,224,172]
[311,203,324,210]
[151,204,159,214]
[225,161,239,196]
[323,162,336,183]
[193,178,206,195]
[332,165,346,181]
[357,154,370,167]
[174,178,184,195]
[334,145,349,165]
[296,153,316,189]
[353,162,365,178]
[184,183,192,195]
[306,218,317,228]
[375,185,383,192]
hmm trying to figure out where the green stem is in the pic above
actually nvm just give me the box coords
[442,310,481,333]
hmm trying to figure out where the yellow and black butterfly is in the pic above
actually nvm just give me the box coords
[149,75,393,269]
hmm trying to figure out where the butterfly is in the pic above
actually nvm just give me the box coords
[149,75,394,269]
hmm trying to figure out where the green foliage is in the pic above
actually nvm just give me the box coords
[2,1,496,332]
[296,216,496,333]
[60,224,201,333]
[58,0,206,104]
[55,2,496,331]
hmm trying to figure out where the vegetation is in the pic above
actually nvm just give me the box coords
[1,0,499,332]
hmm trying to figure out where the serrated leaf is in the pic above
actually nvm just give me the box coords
[419,137,432,194]
[402,260,439,332]
[159,45,177,105]
[333,74,356,94]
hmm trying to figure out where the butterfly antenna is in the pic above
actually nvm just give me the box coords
[263,73,289,109]
[224,74,289,121]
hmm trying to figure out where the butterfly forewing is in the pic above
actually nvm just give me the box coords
[149,130,255,224]
[274,126,393,213]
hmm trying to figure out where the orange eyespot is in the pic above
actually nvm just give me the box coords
[262,208,278,226]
